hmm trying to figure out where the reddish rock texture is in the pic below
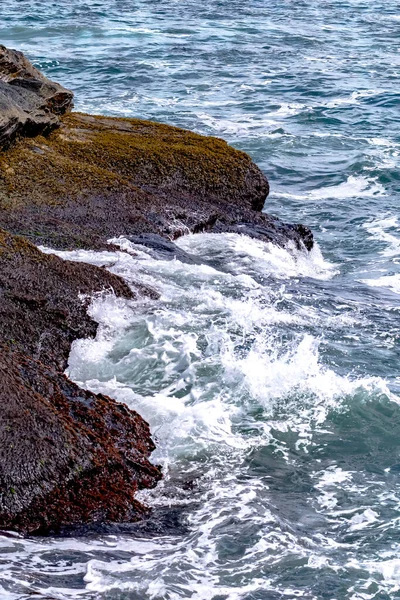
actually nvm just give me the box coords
[0,346,161,534]
[0,229,161,534]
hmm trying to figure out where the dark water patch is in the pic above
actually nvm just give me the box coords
[49,507,191,539]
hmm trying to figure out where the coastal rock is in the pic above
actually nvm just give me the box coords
[126,233,204,264]
[0,229,161,534]
[0,346,161,535]
[0,45,73,150]
[0,111,312,251]
[0,46,314,534]
[0,228,138,371]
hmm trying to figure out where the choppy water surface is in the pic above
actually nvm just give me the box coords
[1,1,400,598]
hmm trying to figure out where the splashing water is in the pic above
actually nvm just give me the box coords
[29,234,399,599]
[1,0,400,597]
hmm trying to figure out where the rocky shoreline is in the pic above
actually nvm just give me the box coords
[0,45,313,534]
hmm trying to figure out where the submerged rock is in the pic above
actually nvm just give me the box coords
[127,233,204,264]
[0,45,73,150]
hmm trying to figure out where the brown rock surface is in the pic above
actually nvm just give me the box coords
[0,228,135,371]
[0,111,312,251]
[0,346,161,535]
[0,229,161,534]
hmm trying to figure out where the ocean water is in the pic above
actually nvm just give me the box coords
[1,1,400,598]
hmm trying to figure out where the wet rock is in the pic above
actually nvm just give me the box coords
[0,229,161,534]
[0,111,312,251]
[52,506,190,538]
[0,45,73,150]
[127,233,203,264]
[0,228,139,371]
[0,346,161,534]
[209,217,314,251]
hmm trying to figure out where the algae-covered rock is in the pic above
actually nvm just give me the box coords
[0,45,73,150]
[0,112,312,251]
[0,44,312,251]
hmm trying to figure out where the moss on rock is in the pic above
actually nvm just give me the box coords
[0,111,272,249]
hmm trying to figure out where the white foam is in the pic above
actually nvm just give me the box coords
[175,232,339,280]
[196,112,278,136]
[58,236,388,469]
[269,102,307,117]
[196,101,307,137]
[35,231,399,599]
[309,175,385,200]
[346,558,400,596]
[348,508,379,532]
[363,216,400,257]
[361,274,400,295]
[367,137,399,148]
[43,235,386,454]
[325,89,384,108]
[358,216,400,293]
[109,26,161,34]
[108,26,191,39]
[273,175,385,201]
[220,333,389,437]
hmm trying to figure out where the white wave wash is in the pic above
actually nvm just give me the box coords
[23,233,396,598]
[361,274,400,296]
[272,175,385,202]
[358,215,400,294]
[363,215,400,258]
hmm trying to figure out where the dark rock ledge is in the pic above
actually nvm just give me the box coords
[0,45,313,534]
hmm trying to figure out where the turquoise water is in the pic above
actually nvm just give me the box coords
[1,1,400,598]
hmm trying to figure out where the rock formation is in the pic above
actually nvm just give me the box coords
[0,46,313,534]
[0,345,161,534]
[0,228,162,534]
[0,111,312,251]
[0,45,73,150]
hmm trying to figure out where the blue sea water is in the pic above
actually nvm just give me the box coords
[1,1,400,598]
